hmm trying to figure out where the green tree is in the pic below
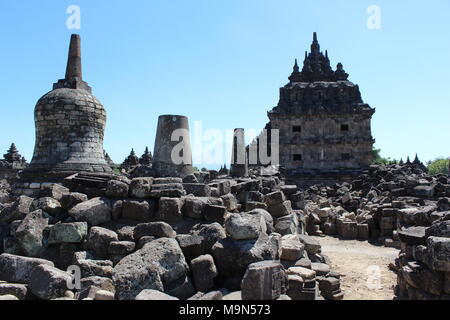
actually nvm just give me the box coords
[427,158,450,175]
[372,146,397,165]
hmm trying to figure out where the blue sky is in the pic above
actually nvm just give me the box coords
[0,0,449,168]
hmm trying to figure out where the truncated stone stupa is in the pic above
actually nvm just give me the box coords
[23,34,111,181]
[268,33,375,185]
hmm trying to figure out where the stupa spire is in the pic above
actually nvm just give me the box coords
[53,34,91,92]
[65,34,82,81]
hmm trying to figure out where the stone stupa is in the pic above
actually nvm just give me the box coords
[22,34,111,181]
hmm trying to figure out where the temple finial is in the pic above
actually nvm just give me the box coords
[65,34,82,81]
[311,32,320,54]
[53,34,91,92]
[293,59,299,72]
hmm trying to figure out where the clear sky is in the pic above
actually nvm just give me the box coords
[0,0,449,169]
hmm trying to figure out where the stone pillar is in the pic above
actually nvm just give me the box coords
[153,115,193,178]
[230,128,248,177]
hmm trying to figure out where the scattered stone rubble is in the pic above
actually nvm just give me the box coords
[394,201,450,299]
[0,170,345,301]
[294,162,450,248]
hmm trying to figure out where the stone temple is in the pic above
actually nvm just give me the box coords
[267,32,375,185]
[22,34,111,181]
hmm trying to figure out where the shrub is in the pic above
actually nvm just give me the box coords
[428,158,450,175]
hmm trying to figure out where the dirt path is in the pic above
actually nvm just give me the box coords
[313,236,399,300]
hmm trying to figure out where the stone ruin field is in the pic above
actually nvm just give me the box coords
[0,32,449,302]
[0,160,449,301]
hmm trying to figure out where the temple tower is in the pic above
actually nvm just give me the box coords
[267,32,375,185]
[23,34,111,181]
[153,115,193,178]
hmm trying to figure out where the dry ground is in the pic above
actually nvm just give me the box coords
[314,236,399,300]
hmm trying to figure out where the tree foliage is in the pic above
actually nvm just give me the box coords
[372,147,398,165]
[427,158,450,175]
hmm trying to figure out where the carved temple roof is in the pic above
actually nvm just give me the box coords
[269,32,375,117]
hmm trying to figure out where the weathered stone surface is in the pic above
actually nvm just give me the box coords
[311,263,330,276]
[77,259,113,278]
[0,196,32,223]
[264,191,286,207]
[281,237,305,261]
[135,289,179,300]
[113,238,189,300]
[223,291,242,300]
[317,277,341,299]
[176,234,204,263]
[190,254,218,292]
[129,178,154,199]
[337,220,358,239]
[78,276,115,299]
[183,183,211,197]
[241,260,287,300]
[275,214,299,236]
[136,236,156,249]
[225,212,267,240]
[287,266,316,281]
[87,227,119,258]
[69,197,112,226]
[39,184,70,201]
[401,262,444,296]
[133,222,176,239]
[280,185,298,195]
[426,221,450,238]
[0,283,28,300]
[165,274,196,299]
[29,264,72,300]
[122,200,153,222]
[48,222,88,244]
[427,237,450,272]
[398,226,428,245]
[212,234,280,278]
[105,180,129,198]
[204,205,227,224]
[108,241,135,255]
[286,274,305,300]
[221,194,238,211]
[191,223,227,254]
[60,192,88,210]
[157,197,183,223]
[0,294,19,300]
[357,223,369,240]
[413,185,435,198]
[30,197,62,216]
[297,234,321,255]
[94,289,115,300]
[182,196,208,219]
[0,253,54,284]
[248,208,274,234]
[150,183,186,198]
[268,201,293,218]
[15,210,49,257]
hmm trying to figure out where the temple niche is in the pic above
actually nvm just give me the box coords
[267,33,375,185]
